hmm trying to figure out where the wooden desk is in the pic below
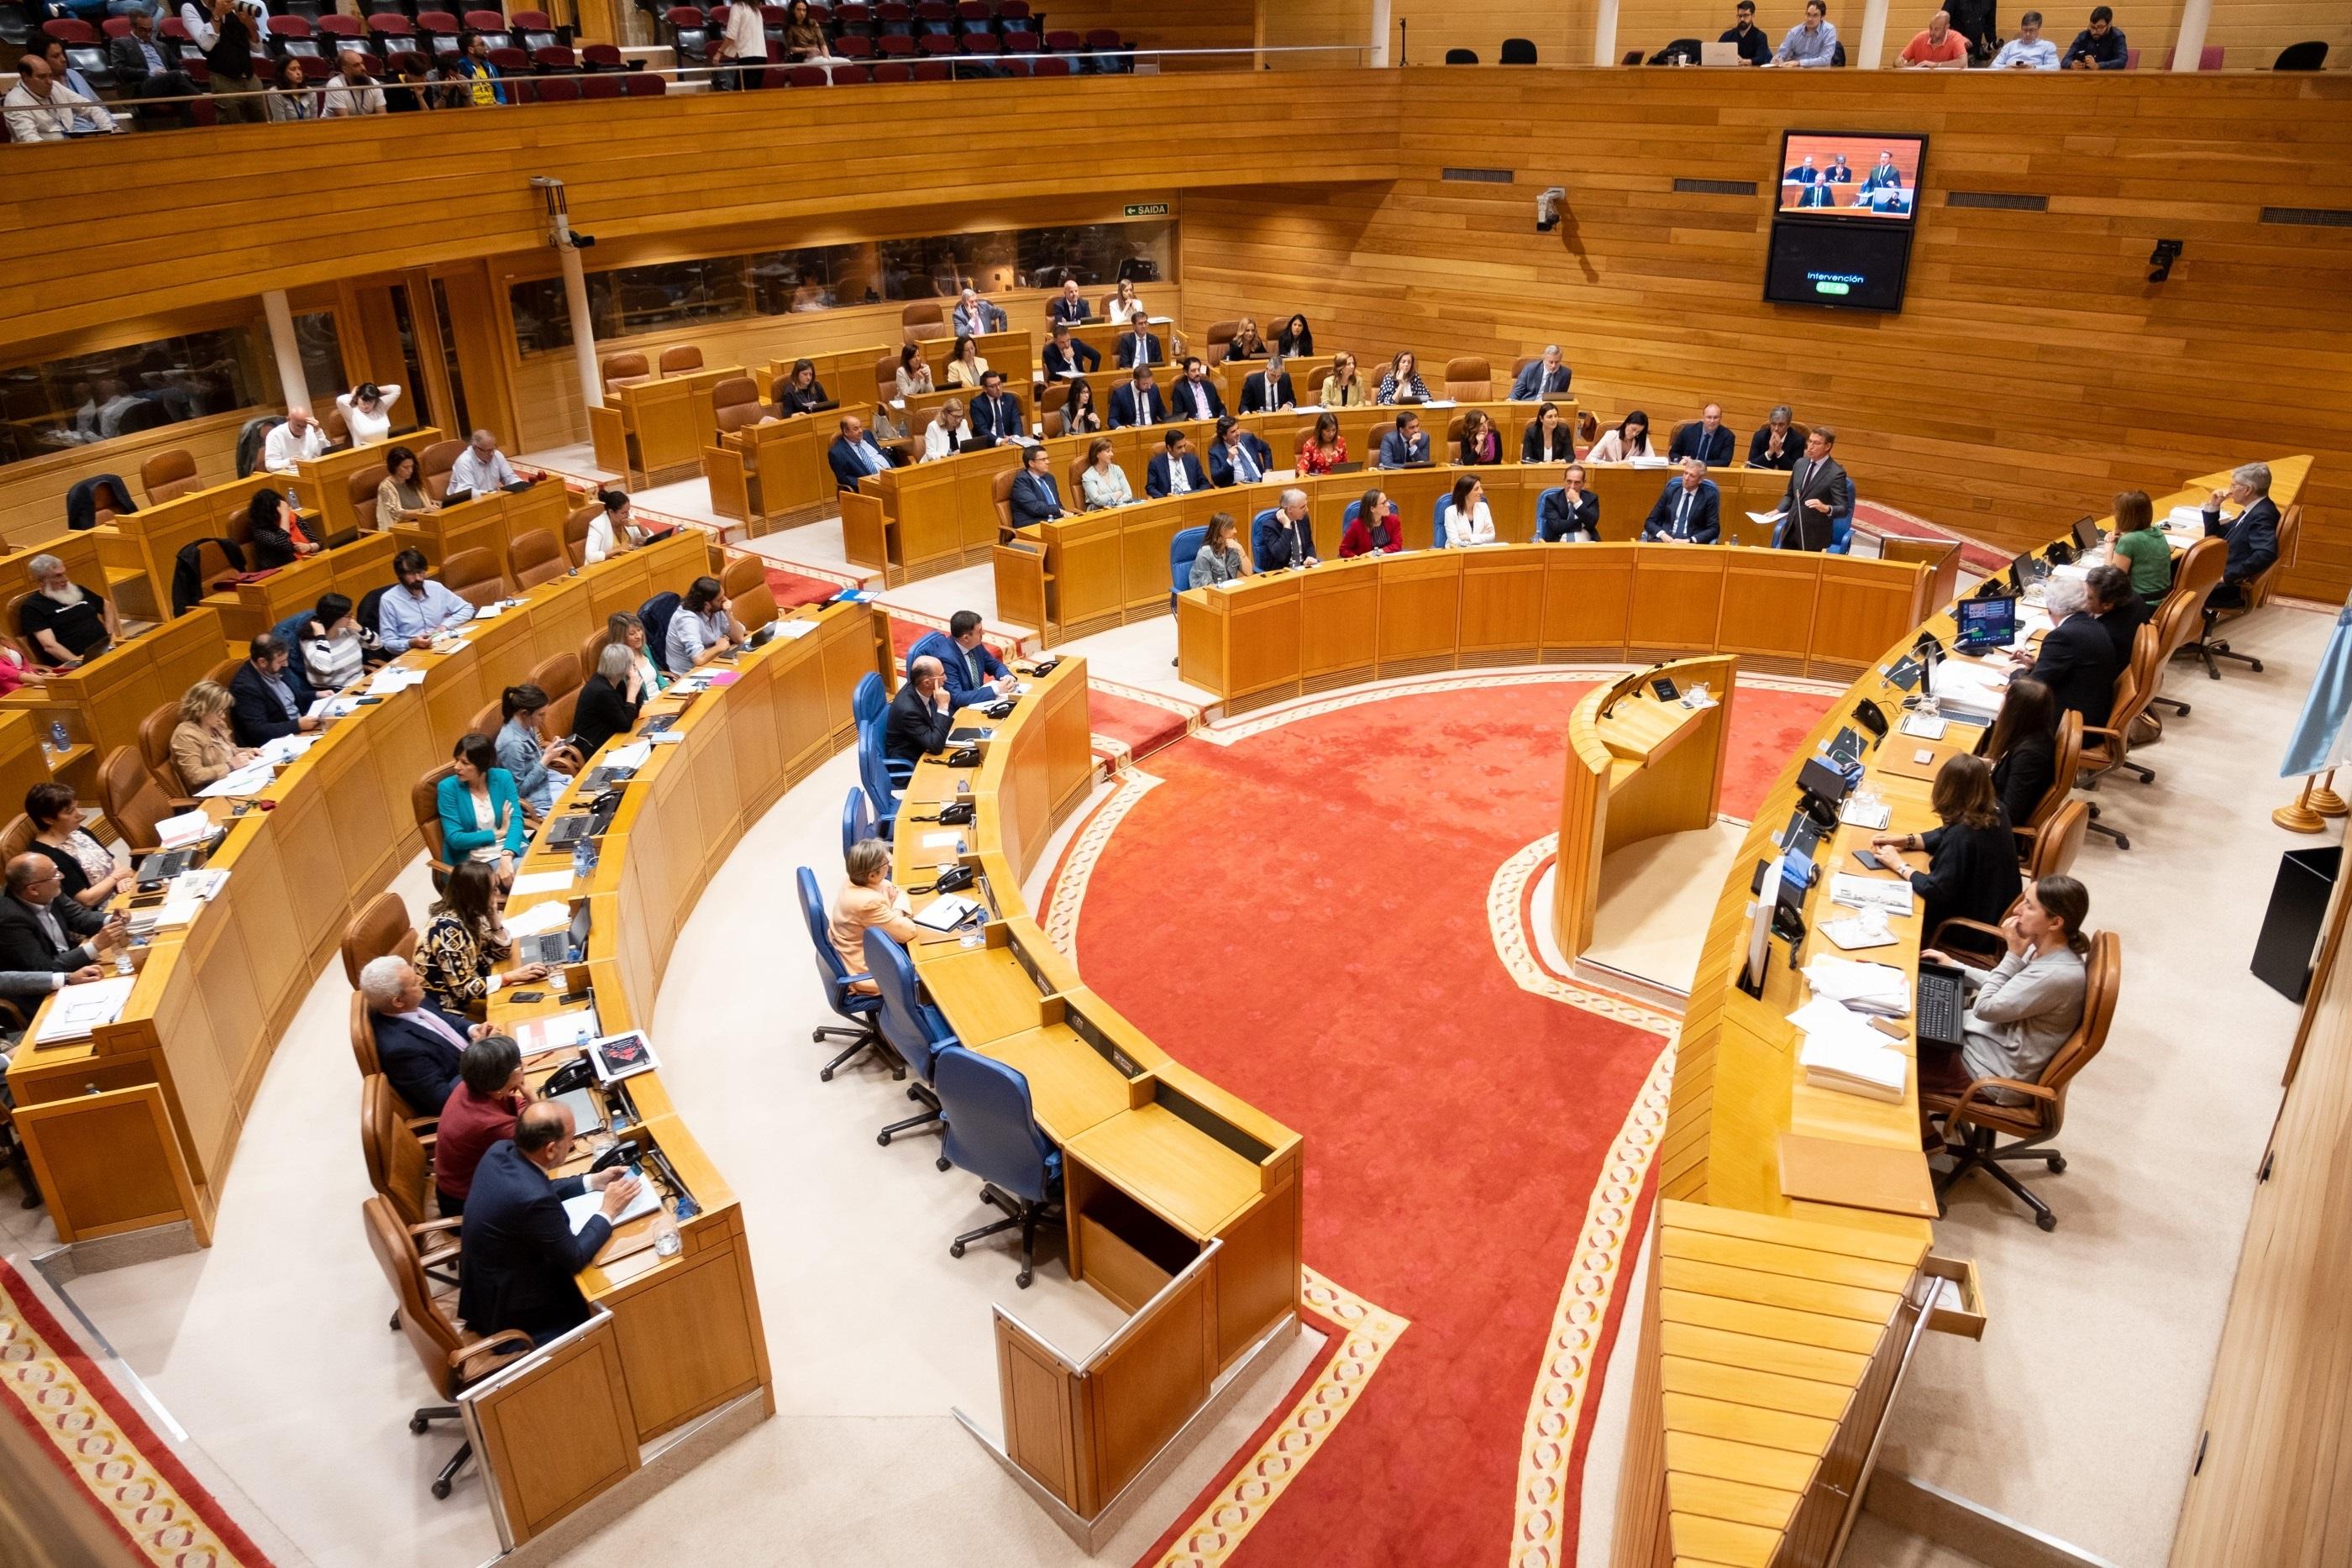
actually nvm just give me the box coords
[1554,656,1736,962]
[200,532,400,642]
[591,367,744,486]
[700,411,837,535]
[295,428,443,548]
[0,607,232,796]
[390,480,570,586]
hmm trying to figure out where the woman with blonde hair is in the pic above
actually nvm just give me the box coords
[169,679,259,790]
[831,837,918,993]
[922,398,972,462]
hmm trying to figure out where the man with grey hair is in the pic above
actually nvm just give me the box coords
[261,406,328,475]
[1642,458,1721,543]
[18,553,116,668]
[2203,461,2281,609]
[885,654,954,764]
[1992,10,2061,66]
[2011,574,2120,729]
[952,286,1007,338]
[360,954,491,1116]
[1510,344,1573,401]
[1254,489,1318,572]
[448,429,524,497]
[1748,406,1799,470]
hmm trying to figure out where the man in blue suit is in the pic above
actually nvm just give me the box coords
[951,286,1007,338]
[360,955,489,1116]
[1377,412,1431,469]
[1041,323,1099,380]
[1509,344,1574,401]
[459,1100,641,1345]
[906,610,1011,707]
[1783,154,1820,184]
[1115,324,1164,370]
[1667,404,1735,468]
[1253,490,1318,572]
[2203,461,2281,609]
[1108,366,1164,429]
[1207,416,1272,489]
[228,632,320,747]
[1641,459,1721,543]
[969,372,1024,447]
[827,413,896,492]
[1860,149,1904,194]
[1005,444,1065,528]
[1046,279,1090,328]
[1145,430,1209,498]
[1797,182,1838,209]
[1168,358,1225,423]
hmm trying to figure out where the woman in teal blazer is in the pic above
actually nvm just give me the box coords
[438,732,527,885]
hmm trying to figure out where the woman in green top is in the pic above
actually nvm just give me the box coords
[2107,489,2172,605]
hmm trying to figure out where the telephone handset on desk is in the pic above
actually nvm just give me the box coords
[541,1057,597,1099]
[911,800,975,826]
[942,747,983,768]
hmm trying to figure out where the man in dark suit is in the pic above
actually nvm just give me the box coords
[359,954,488,1117]
[2202,461,2281,609]
[1207,417,1273,489]
[1046,279,1090,328]
[1041,323,1099,380]
[1107,367,1164,430]
[1667,404,1735,468]
[1774,427,1853,552]
[1253,490,1318,572]
[1797,182,1838,209]
[1168,358,1224,423]
[2018,577,2120,729]
[108,9,199,127]
[1239,359,1296,415]
[1641,460,1722,543]
[459,1101,641,1345]
[228,633,321,748]
[1377,412,1431,469]
[1783,155,1820,184]
[1509,344,1574,401]
[1005,443,1065,527]
[906,611,1011,709]
[1114,324,1164,370]
[885,656,955,763]
[1145,431,1209,499]
[2086,564,2149,666]
[1721,1,1772,63]
[826,413,896,492]
[1747,406,1800,470]
[1539,465,1602,542]
[0,852,118,980]
[969,372,1024,447]
[950,287,1007,338]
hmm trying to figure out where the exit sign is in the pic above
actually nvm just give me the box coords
[1123,203,1169,218]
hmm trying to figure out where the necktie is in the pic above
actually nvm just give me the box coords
[1677,490,1691,537]
[402,1006,470,1051]
[1236,443,1257,483]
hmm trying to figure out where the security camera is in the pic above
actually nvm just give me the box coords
[2148,239,2181,283]
[1536,187,1565,233]
[570,233,597,249]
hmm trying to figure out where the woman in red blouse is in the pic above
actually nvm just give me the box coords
[1295,412,1348,475]
[1340,487,1404,557]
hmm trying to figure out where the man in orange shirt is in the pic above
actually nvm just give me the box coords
[1898,9,1969,66]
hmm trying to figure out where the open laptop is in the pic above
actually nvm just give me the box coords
[1700,40,1742,65]
[2008,549,2051,590]
[517,900,592,968]
[2071,515,2104,553]
[1326,460,1365,475]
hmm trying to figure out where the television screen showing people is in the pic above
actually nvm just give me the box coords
[1777,133,1927,220]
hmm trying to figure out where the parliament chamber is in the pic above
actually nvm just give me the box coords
[0,10,2348,1567]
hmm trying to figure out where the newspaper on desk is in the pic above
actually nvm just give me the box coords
[1829,872,1914,918]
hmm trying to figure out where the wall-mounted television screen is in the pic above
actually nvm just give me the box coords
[1776,131,1927,220]
[1763,221,1917,312]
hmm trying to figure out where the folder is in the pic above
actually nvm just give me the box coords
[1777,1133,1937,1219]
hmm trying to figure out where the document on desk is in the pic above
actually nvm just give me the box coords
[914,893,979,931]
[1898,713,1947,741]
[1746,509,1787,527]
[155,809,213,850]
[603,740,653,771]
[509,869,574,897]
[564,1180,661,1235]
[34,976,135,1045]
[507,900,573,937]
[1819,915,1900,952]
[773,619,817,640]
[1830,873,1914,917]
[1798,1034,1908,1102]
[514,1007,598,1055]
[366,667,428,695]
[197,761,276,798]
[1803,955,1911,1015]
[1837,796,1891,831]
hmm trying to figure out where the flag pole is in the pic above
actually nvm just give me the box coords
[2313,768,2347,817]
[2276,775,2328,833]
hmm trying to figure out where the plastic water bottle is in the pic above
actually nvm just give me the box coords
[572,839,592,883]
[47,721,67,753]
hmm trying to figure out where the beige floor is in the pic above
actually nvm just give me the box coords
[1580,819,1754,995]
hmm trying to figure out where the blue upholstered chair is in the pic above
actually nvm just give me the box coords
[1535,487,1565,539]
[858,713,909,837]
[1429,492,1451,548]
[865,927,955,1163]
[794,866,895,1081]
[841,785,878,857]
[932,1044,1063,1287]
[1827,484,1856,554]
[1168,524,1207,610]
[853,670,887,727]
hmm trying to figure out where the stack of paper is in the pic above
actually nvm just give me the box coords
[1898,713,1947,741]
[2166,504,2208,529]
[155,809,213,850]
[567,1182,662,1234]
[507,901,573,937]
[514,1007,598,1055]
[1929,661,2008,720]
[366,667,428,696]
[1804,955,1912,1015]
[197,761,276,799]
[604,740,652,770]
[1838,795,1892,831]
[148,868,228,930]
[914,894,979,931]
[510,869,574,897]
[258,734,316,764]
[1798,1033,1908,1102]
[34,975,136,1045]
[1820,915,1898,952]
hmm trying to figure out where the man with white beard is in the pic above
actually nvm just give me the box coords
[18,554,117,669]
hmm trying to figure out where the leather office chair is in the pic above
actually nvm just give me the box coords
[0,815,33,871]
[2155,535,2227,687]
[900,300,948,349]
[1202,320,1239,367]
[349,465,388,530]
[1168,524,1207,611]
[719,553,765,602]
[464,694,504,746]
[1934,799,2091,966]
[360,1193,534,1501]
[1533,487,1565,535]
[418,440,465,503]
[658,344,704,375]
[2011,711,2082,864]
[734,585,778,631]
[932,1044,1062,1287]
[141,448,202,506]
[507,529,567,591]
[711,376,764,434]
[413,761,455,884]
[2200,503,2297,679]
[1443,356,1492,401]
[599,351,653,394]
[992,466,1021,543]
[0,595,36,669]
[860,709,912,800]
[1500,35,1536,62]
[561,502,598,568]
[440,548,507,608]
[853,671,887,729]
[527,652,584,745]
[98,746,176,856]
[1923,929,2121,1231]
[795,864,895,1080]
[341,889,417,988]
[361,1072,438,1227]
[865,926,954,1156]
[869,355,899,406]
[2078,624,2160,850]
[139,700,188,796]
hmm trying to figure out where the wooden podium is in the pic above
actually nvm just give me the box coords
[1552,654,1736,962]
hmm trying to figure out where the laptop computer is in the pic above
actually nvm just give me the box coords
[517,901,592,968]
[1954,594,2018,653]
[2008,549,2051,590]
[1915,961,1968,1049]
[1700,39,1742,64]
[1326,460,1365,475]
[2071,515,2104,553]
[134,847,196,886]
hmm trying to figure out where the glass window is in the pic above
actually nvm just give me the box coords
[746,244,879,316]
[509,276,575,358]
[293,311,346,409]
[0,327,269,469]
[1017,221,1174,291]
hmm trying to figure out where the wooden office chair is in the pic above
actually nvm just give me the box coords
[139,699,190,796]
[2010,711,2082,865]
[1924,929,2121,1231]
[0,815,34,871]
[599,351,653,394]
[508,529,567,591]
[360,1193,534,1501]
[413,761,455,885]
[418,440,465,503]
[2153,534,2227,690]
[341,889,417,988]
[711,375,764,434]
[440,548,507,609]
[1443,356,1492,401]
[734,584,778,630]
[2076,623,2160,850]
[351,995,384,1081]
[361,1072,438,1227]
[1202,320,1239,366]
[720,552,765,601]
[140,448,202,506]
[97,746,176,857]
[559,502,599,568]
[2200,501,2298,679]
[658,344,703,375]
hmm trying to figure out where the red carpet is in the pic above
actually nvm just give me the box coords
[762,566,847,611]
[1087,687,1193,760]
[1070,678,1835,1568]
[1856,501,2011,575]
